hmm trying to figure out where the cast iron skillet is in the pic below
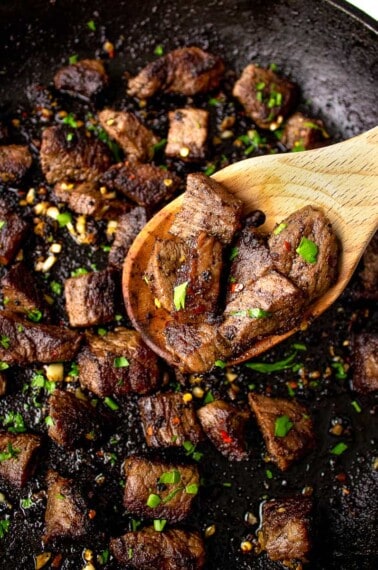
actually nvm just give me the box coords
[0,1,377,569]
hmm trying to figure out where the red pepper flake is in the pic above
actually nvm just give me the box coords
[283,240,291,252]
[335,472,347,483]
[172,417,181,426]
[147,425,154,436]
[220,430,233,444]
[88,509,97,519]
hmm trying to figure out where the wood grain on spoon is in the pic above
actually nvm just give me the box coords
[123,126,378,368]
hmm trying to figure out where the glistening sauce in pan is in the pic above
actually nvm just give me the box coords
[0,39,376,570]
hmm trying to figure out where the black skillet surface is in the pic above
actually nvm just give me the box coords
[0,1,377,569]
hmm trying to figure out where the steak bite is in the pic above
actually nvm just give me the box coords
[352,333,378,393]
[47,390,106,448]
[98,109,159,163]
[166,108,209,162]
[78,328,160,397]
[146,238,189,313]
[127,46,224,99]
[64,267,118,327]
[228,228,274,288]
[147,233,223,318]
[0,144,32,184]
[111,527,206,569]
[54,59,108,99]
[259,496,312,563]
[268,205,338,302]
[40,125,112,184]
[197,400,250,461]
[220,270,304,352]
[101,162,180,211]
[232,64,298,129]
[53,181,128,219]
[0,432,41,488]
[165,322,231,374]
[124,456,200,522]
[281,112,329,151]
[43,470,91,543]
[0,311,81,364]
[170,173,243,245]
[139,392,204,448]
[0,201,29,265]
[1,262,46,317]
[108,207,147,270]
[248,393,315,471]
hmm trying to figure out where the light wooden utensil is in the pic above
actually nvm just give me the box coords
[123,126,378,369]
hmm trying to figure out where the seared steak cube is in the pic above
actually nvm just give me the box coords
[220,271,304,351]
[98,109,159,162]
[127,46,224,99]
[64,268,118,327]
[40,125,112,184]
[111,527,206,569]
[147,233,223,318]
[259,496,312,562]
[166,108,209,162]
[170,173,243,245]
[0,372,6,396]
[53,181,128,219]
[0,201,29,265]
[197,400,250,461]
[249,393,315,470]
[268,205,338,302]
[0,144,32,184]
[0,311,82,364]
[0,432,41,488]
[359,231,378,299]
[48,389,105,448]
[139,392,203,447]
[124,456,200,522]
[78,328,160,397]
[108,207,147,270]
[165,322,231,374]
[54,59,108,99]
[101,162,180,210]
[352,333,378,393]
[43,470,91,543]
[228,228,274,288]
[233,64,298,129]
[281,112,329,151]
[1,262,46,316]
[146,238,189,312]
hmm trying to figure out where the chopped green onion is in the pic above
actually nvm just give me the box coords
[159,470,181,485]
[0,442,20,462]
[152,138,167,153]
[173,281,188,311]
[71,267,88,277]
[214,359,227,369]
[44,415,54,427]
[246,351,298,373]
[153,519,167,532]
[3,411,26,434]
[296,237,319,264]
[274,415,293,438]
[292,342,307,351]
[27,309,42,322]
[97,328,107,337]
[68,54,78,64]
[50,281,62,295]
[330,442,348,455]
[229,247,239,261]
[0,336,10,349]
[204,163,216,176]
[162,486,184,503]
[20,497,34,509]
[57,212,72,228]
[256,81,266,91]
[331,361,348,379]
[113,356,129,368]
[104,397,119,411]
[146,493,161,508]
[62,113,79,128]
[185,483,199,495]
[98,549,110,564]
[154,44,164,56]
[0,362,9,371]
[273,222,287,235]
[0,519,10,539]
[204,391,214,404]
[87,20,96,31]
[266,469,273,479]
[68,362,79,377]
[351,400,362,413]
[0,221,6,230]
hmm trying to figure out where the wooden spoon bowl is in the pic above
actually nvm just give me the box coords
[123,127,378,370]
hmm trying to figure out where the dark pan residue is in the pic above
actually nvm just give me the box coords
[0,1,377,569]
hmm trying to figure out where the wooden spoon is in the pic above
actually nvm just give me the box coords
[123,126,378,370]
